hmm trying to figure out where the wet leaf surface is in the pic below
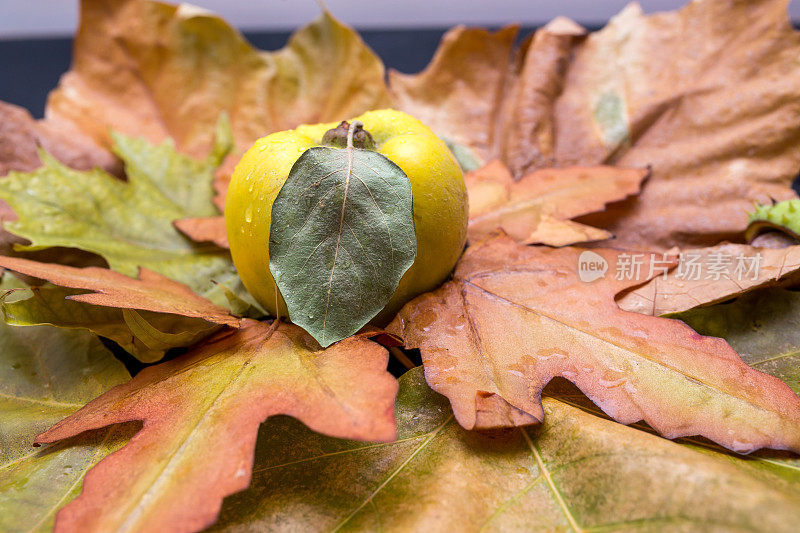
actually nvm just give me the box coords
[34,321,398,532]
[211,368,800,532]
[389,235,800,453]
[270,146,416,347]
[617,243,800,316]
[0,289,132,532]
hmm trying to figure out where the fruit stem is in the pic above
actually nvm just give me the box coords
[347,120,363,150]
[321,120,375,150]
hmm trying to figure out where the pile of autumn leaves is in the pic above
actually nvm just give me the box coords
[3,0,800,531]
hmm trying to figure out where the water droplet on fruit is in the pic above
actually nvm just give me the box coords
[244,205,253,223]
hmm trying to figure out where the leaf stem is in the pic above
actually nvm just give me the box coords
[388,346,416,370]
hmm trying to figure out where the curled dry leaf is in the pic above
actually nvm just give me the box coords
[387,235,800,453]
[1,283,221,364]
[35,320,398,533]
[45,0,391,201]
[174,216,229,249]
[0,101,118,177]
[0,256,239,328]
[211,368,800,532]
[392,0,800,249]
[617,243,800,316]
[466,160,646,246]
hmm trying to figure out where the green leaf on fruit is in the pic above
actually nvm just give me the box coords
[270,145,416,347]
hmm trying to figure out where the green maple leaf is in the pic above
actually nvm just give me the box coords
[0,115,250,310]
[211,367,800,532]
[0,314,132,532]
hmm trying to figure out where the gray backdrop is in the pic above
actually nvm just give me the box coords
[2,0,798,39]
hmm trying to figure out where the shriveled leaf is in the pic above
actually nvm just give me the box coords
[388,235,800,453]
[751,231,800,249]
[677,288,800,394]
[392,0,800,249]
[175,216,229,248]
[0,122,246,308]
[560,0,800,249]
[212,367,800,532]
[45,0,391,201]
[467,160,646,246]
[270,146,416,347]
[0,307,132,533]
[36,321,398,533]
[618,243,800,316]
[0,101,118,177]
[1,283,220,363]
[0,256,239,328]
[390,25,520,159]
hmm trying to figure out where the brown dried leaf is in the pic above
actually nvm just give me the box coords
[392,0,800,249]
[467,160,646,246]
[175,216,228,249]
[35,320,397,533]
[46,0,391,202]
[388,235,800,454]
[0,256,239,328]
[390,25,520,159]
[617,243,800,316]
[0,101,118,177]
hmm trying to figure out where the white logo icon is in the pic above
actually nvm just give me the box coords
[578,251,608,282]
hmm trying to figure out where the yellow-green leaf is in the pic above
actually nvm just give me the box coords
[0,295,131,532]
[0,119,244,309]
[211,367,800,532]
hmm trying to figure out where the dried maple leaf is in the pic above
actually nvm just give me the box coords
[387,235,800,453]
[175,215,229,249]
[0,101,118,177]
[466,160,646,246]
[390,25,521,160]
[391,0,800,249]
[44,0,391,203]
[211,368,800,532]
[34,320,397,533]
[1,283,221,364]
[0,256,239,327]
[617,243,800,316]
[0,267,224,363]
